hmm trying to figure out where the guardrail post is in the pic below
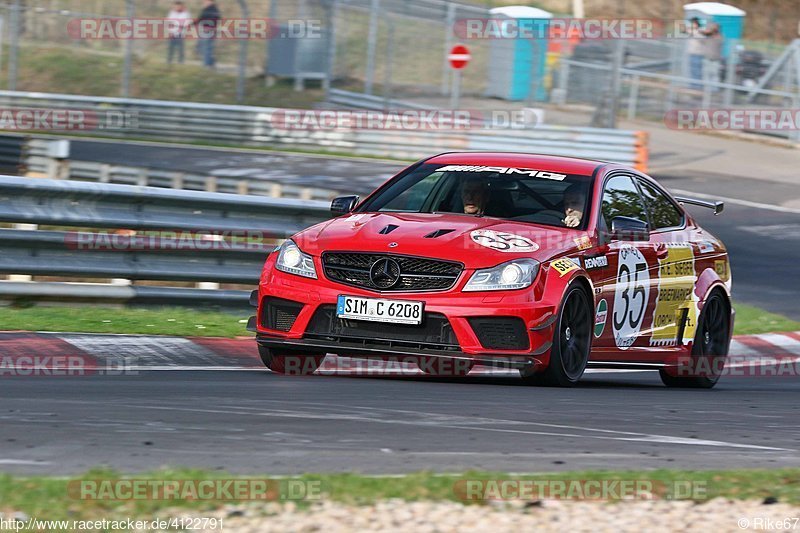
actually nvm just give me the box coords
[100,164,111,183]
[172,172,185,189]
[235,0,250,104]
[723,41,738,107]
[382,18,395,110]
[205,176,218,192]
[324,0,339,95]
[122,0,135,98]
[7,0,21,91]
[7,223,36,282]
[553,60,570,106]
[626,74,639,120]
[137,168,148,186]
[440,2,456,96]
[364,0,380,95]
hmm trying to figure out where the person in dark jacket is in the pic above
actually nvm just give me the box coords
[195,0,221,68]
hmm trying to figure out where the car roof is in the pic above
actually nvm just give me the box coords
[425,152,607,176]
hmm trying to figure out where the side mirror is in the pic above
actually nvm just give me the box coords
[611,216,649,241]
[331,195,359,215]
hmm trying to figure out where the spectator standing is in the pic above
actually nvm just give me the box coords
[196,0,222,68]
[167,1,192,64]
[702,23,723,93]
[686,17,706,90]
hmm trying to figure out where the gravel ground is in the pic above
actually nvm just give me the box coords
[183,499,800,532]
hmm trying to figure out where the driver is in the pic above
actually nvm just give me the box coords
[563,184,586,228]
[460,177,489,215]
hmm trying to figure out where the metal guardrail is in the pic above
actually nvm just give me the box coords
[0,175,331,307]
[0,91,649,171]
[24,139,341,201]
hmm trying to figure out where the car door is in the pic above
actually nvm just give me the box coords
[590,174,659,359]
[636,178,698,350]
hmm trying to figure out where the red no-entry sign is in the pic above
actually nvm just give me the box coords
[448,44,471,70]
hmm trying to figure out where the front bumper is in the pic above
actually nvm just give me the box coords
[254,333,546,370]
[248,260,559,367]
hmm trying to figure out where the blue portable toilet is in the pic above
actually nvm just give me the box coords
[485,6,552,101]
[683,2,746,59]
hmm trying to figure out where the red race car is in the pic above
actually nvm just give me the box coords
[249,153,733,388]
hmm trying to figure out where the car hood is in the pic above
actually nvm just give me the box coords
[293,212,583,269]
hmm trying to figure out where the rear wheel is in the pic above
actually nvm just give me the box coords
[258,345,325,375]
[659,290,730,389]
[522,284,592,387]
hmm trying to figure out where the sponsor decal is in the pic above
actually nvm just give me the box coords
[551,257,579,277]
[714,259,729,281]
[697,240,715,254]
[594,299,608,337]
[612,245,650,350]
[435,165,567,181]
[650,244,698,347]
[470,230,539,252]
[584,254,609,270]
[574,236,592,250]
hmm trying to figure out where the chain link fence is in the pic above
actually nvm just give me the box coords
[0,0,799,137]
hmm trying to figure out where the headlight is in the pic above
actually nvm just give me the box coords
[463,259,539,292]
[275,240,317,279]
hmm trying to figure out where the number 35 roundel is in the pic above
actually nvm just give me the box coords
[613,244,650,350]
[470,230,539,253]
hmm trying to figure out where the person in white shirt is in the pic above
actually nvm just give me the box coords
[167,1,192,64]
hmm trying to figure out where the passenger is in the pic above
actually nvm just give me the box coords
[563,184,586,228]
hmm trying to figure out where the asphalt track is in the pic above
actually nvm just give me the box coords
[1,332,800,475]
[3,369,800,475]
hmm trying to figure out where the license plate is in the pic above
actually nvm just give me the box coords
[336,295,424,325]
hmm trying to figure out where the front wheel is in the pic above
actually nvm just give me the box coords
[659,290,730,389]
[258,345,325,375]
[522,284,593,387]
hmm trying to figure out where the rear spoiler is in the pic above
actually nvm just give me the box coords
[673,196,724,215]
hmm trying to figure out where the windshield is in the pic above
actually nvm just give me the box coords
[359,163,594,229]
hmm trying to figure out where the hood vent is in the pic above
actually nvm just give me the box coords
[379,224,399,235]
[424,229,455,239]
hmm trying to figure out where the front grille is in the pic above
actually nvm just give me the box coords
[468,317,530,350]
[305,305,460,351]
[261,297,304,332]
[322,252,463,292]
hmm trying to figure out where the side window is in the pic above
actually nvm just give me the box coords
[637,180,684,230]
[601,175,648,230]
[378,173,441,212]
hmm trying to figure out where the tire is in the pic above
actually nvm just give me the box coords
[522,284,593,387]
[659,290,730,389]
[258,345,325,375]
